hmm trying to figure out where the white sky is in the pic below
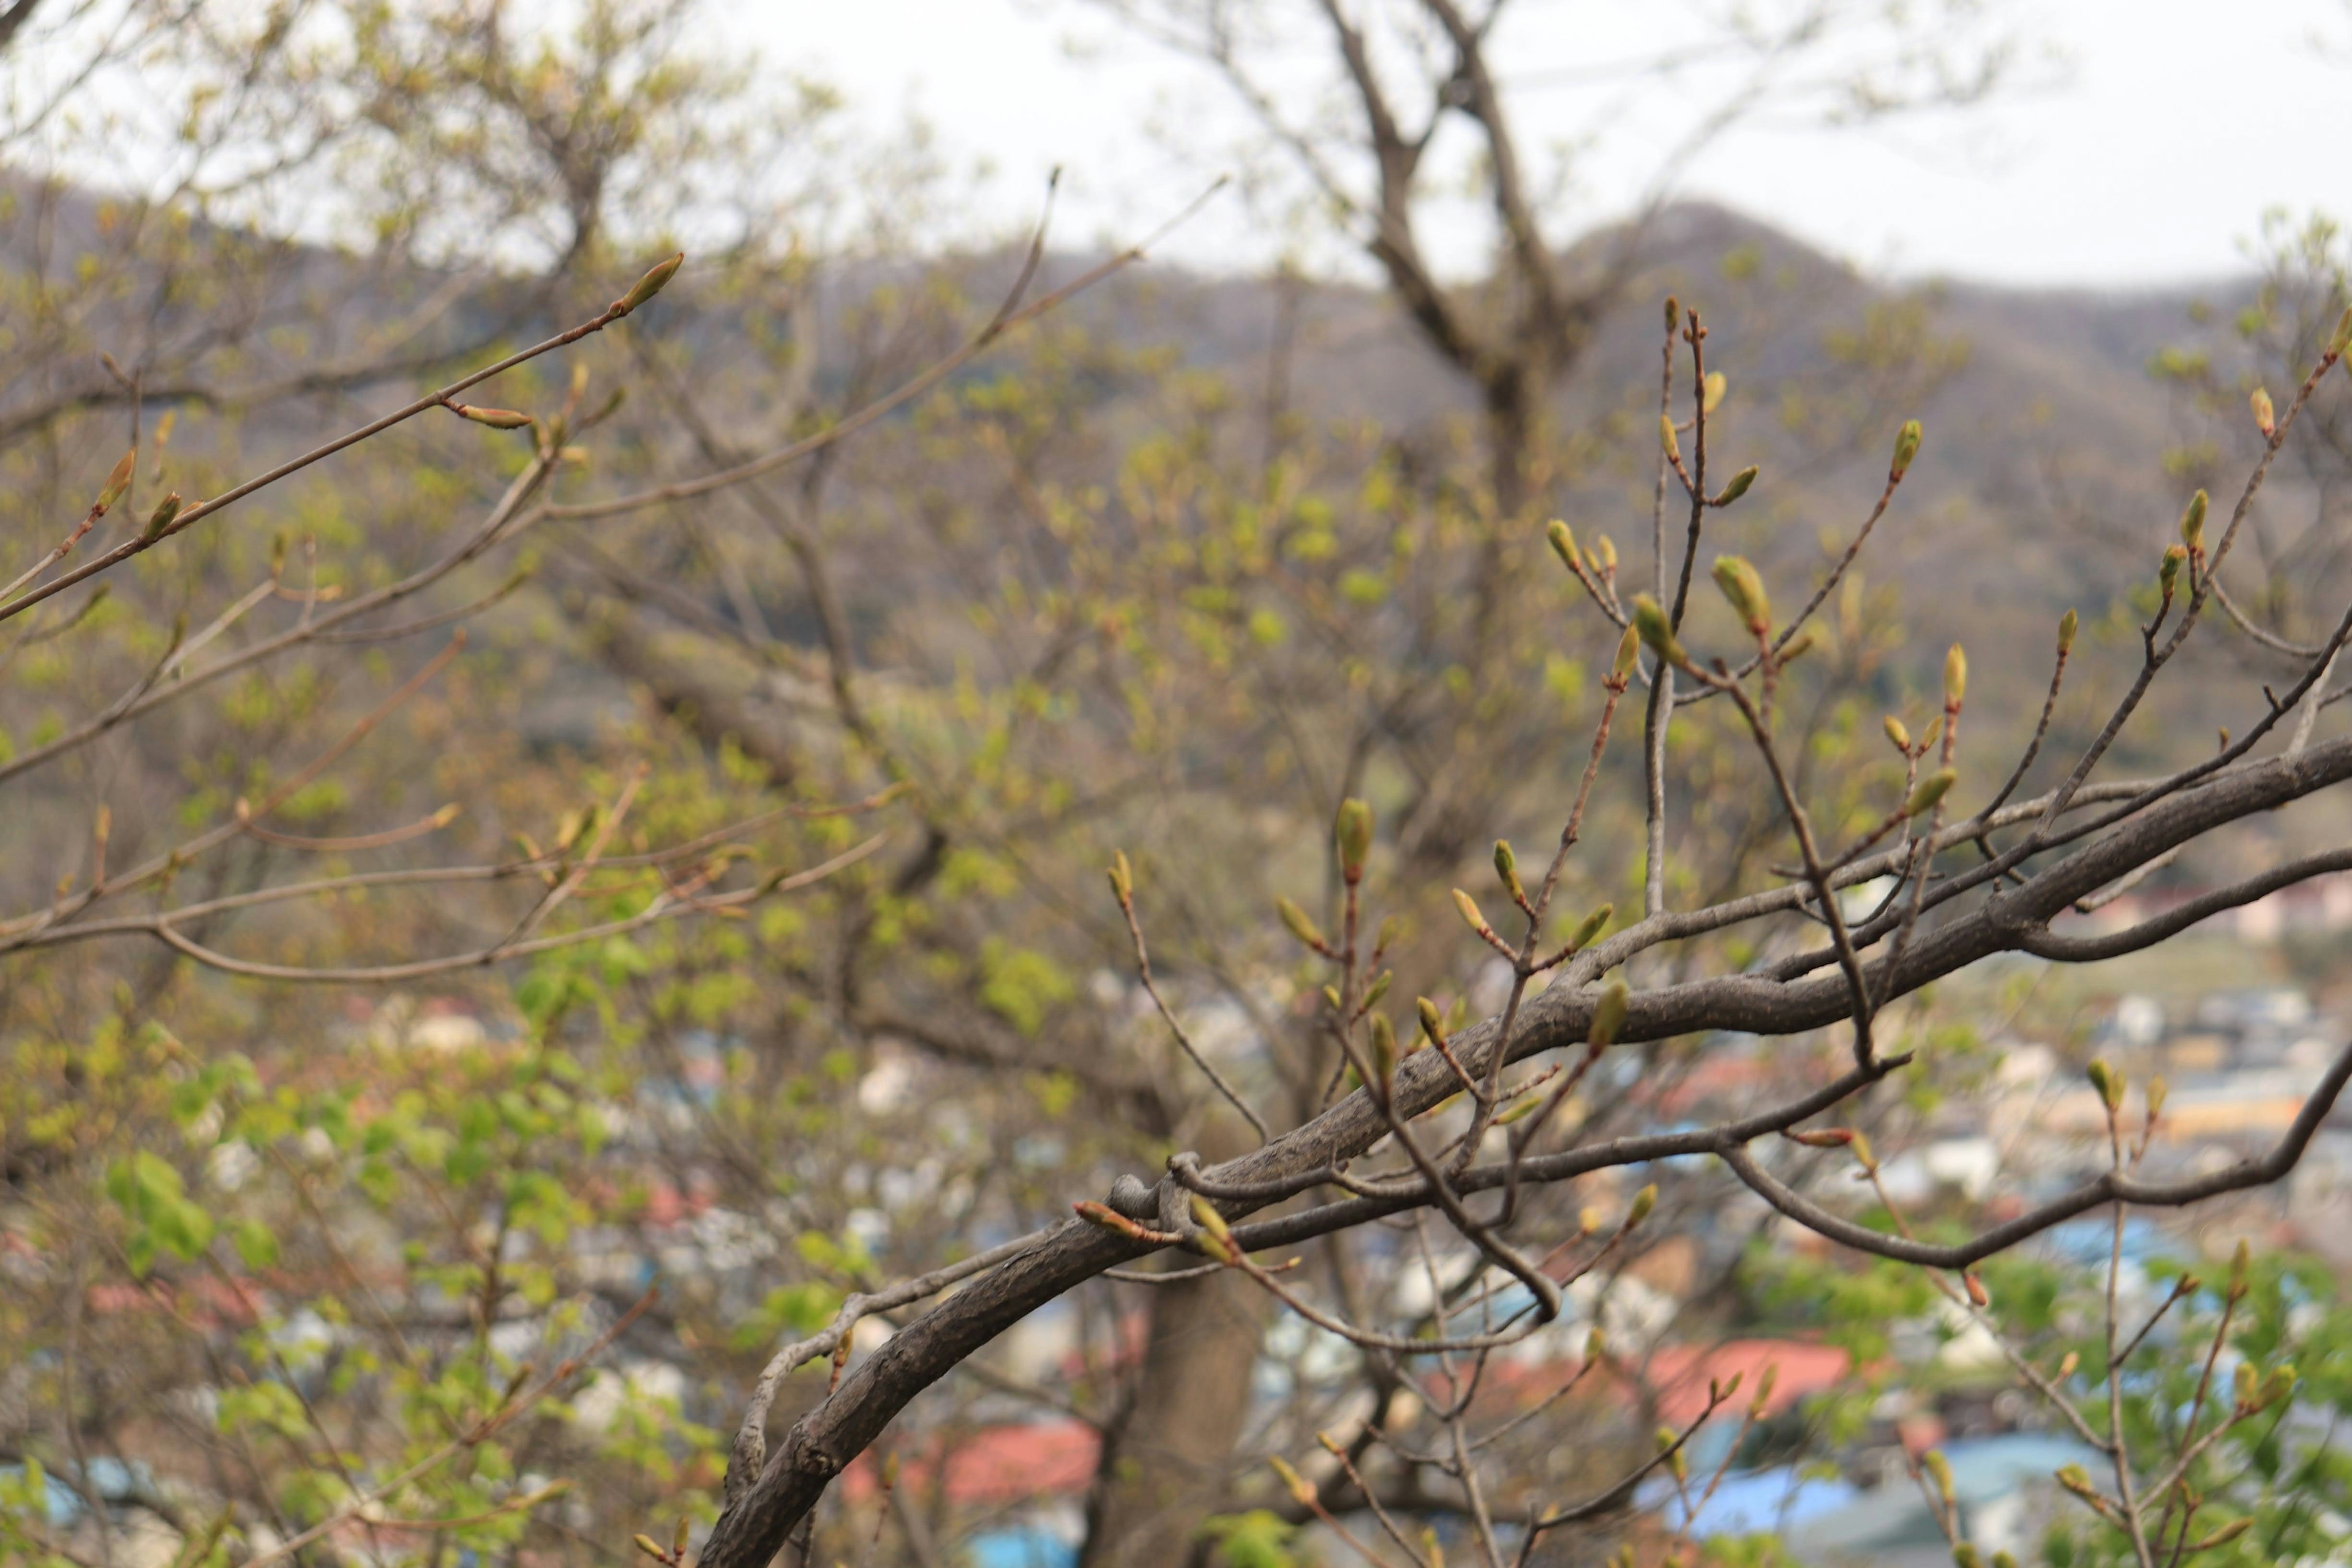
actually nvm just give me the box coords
[739,0,2352,288]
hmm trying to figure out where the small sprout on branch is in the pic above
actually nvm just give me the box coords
[1335,797,1372,882]
[1952,1545,1982,1568]
[1106,850,1133,908]
[1964,1271,1989,1308]
[2187,1518,2254,1552]
[2056,1351,2079,1379]
[1547,519,1578,573]
[1711,555,1770,636]
[1883,715,1912,753]
[1784,1127,1855,1148]
[1850,1129,1879,1175]
[140,492,182,541]
[1493,839,1525,904]
[2179,488,2209,553]
[2146,1075,2168,1122]
[1664,295,1681,331]
[1943,644,1968,708]
[449,404,535,431]
[1276,896,1328,952]
[1452,888,1507,954]
[1702,370,1728,413]
[1611,625,1640,682]
[1268,1455,1316,1508]
[1588,978,1629,1047]
[2057,607,2078,654]
[2228,1237,2252,1299]
[1659,413,1681,465]
[1417,995,1447,1046]
[1923,1448,1954,1507]
[1626,1182,1657,1228]
[2055,1463,2098,1501]
[1905,769,1958,817]
[2159,543,2187,600]
[1368,1012,1397,1098]
[1631,594,1686,668]
[2329,304,2352,358]
[1566,902,1613,954]
[1749,1362,1777,1418]
[1361,969,1392,1009]
[1891,419,1923,481]
[1711,465,1759,507]
[1588,533,1618,575]
[2086,1057,2124,1112]
[611,251,685,318]
[2251,386,2276,437]
[94,448,135,514]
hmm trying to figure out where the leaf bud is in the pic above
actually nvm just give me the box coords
[2086,1058,2123,1110]
[1952,1546,1982,1568]
[2251,386,2275,437]
[1585,1325,1605,1361]
[1626,1183,1657,1227]
[1711,555,1771,635]
[1547,519,1578,573]
[1417,995,1447,1044]
[2057,608,2078,654]
[1943,644,1968,707]
[1612,625,1641,681]
[1493,839,1523,901]
[2188,1520,2253,1551]
[2159,543,2186,595]
[1703,370,1727,413]
[1452,888,1493,940]
[634,1534,667,1562]
[453,404,534,430]
[1578,1205,1603,1235]
[1664,295,1681,332]
[1883,715,1912,752]
[1567,903,1613,954]
[1713,464,1758,506]
[1268,1455,1316,1507]
[2262,1363,2297,1407]
[2233,1359,2257,1411]
[2054,1463,2096,1499]
[1334,797,1373,880]
[1276,896,1326,950]
[612,251,685,317]
[1850,1130,1877,1174]
[2179,489,2208,552]
[140,491,183,541]
[94,448,135,513]
[1362,968,1392,1009]
[2229,1237,2251,1297]
[2331,304,2352,357]
[1107,850,1133,906]
[1778,627,1815,662]
[1905,768,1958,818]
[1659,413,1681,465]
[1993,1554,2018,1568]
[1590,533,1618,573]
[1750,1362,1778,1416]
[1588,978,1630,1047]
[2146,1076,2167,1120]
[1923,1449,1954,1506]
[1890,420,1923,481]
[1965,1271,1989,1308]
[2057,1350,2079,1379]
[1631,594,1685,667]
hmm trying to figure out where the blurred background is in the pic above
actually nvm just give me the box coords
[4,4,2352,1567]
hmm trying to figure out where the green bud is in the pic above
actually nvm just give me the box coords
[613,251,685,316]
[1268,1455,1315,1507]
[1890,419,1923,480]
[1664,295,1681,332]
[1659,413,1681,465]
[1951,1546,1982,1568]
[1612,625,1640,680]
[1905,768,1957,818]
[2233,1359,2257,1410]
[1189,1193,1232,1242]
[1567,903,1613,953]
[94,448,135,513]
[2179,489,2208,552]
[1993,1554,2018,1568]
[1883,715,1912,752]
[2085,1058,2120,1109]
[1335,797,1373,880]
[2054,1463,2095,1498]
[1630,594,1685,667]
[1276,896,1326,951]
[1779,628,1815,662]
[1547,519,1578,573]
[1924,1449,1954,1506]
[1713,464,1758,505]
[1362,968,1392,1008]
[1369,1012,1396,1093]
[2330,304,2352,357]
[1590,533,1618,573]
[1107,851,1133,905]
[2229,1237,2251,1297]
[2159,543,2186,595]
[1417,995,1446,1044]
[2188,1520,2252,1552]
[1452,888,1493,939]
[1711,556,1771,635]
[2251,386,2275,437]
[1588,978,1629,1047]
[2146,1076,2167,1120]
[2057,608,2078,654]
[1702,370,1728,414]
[140,491,183,541]
[1943,644,1967,707]
[453,404,534,430]
[1493,839,1523,900]
[1627,1183,1657,1227]
[2261,1363,2297,1407]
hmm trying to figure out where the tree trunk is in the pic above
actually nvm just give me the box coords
[1080,1121,1268,1568]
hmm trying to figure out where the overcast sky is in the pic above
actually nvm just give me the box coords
[745,0,2352,289]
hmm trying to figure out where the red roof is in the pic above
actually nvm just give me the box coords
[843,1421,1099,1505]
[1645,1339,1852,1425]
